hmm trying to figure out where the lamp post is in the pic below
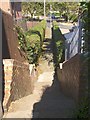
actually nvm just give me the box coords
[50,4,52,38]
[44,0,46,19]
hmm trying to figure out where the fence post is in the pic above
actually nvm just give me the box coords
[78,18,82,53]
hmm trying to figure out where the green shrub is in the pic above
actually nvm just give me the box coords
[69,13,78,22]
[25,20,46,64]
[74,97,89,119]
[25,34,41,63]
[52,21,65,67]
[16,20,46,64]
[15,26,27,52]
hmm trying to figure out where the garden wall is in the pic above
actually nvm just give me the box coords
[26,21,40,29]
[57,54,87,103]
[15,18,27,31]
[3,59,38,112]
[2,10,26,62]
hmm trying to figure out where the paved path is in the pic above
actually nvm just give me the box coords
[3,25,76,118]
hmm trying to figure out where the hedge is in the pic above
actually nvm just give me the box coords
[52,21,65,67]
[16,20,46,64]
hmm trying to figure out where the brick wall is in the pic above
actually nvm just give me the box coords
[26,21,40,29]
[2,10,26,62]
[3,59,38,112]
[15,19,27,31]
[57,54,87,103]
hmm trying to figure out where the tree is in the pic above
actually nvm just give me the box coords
[22,2,80,22]
[22,2,45,18]
[51,2,79,22]
[80,2,89,52]
[22,2,36,18]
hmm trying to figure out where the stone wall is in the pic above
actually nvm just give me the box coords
[3,59,38,112]
[57,54,85,102]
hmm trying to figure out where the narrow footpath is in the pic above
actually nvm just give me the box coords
[3,23,76,119]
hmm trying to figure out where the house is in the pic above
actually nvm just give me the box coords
[11,2,22,20]
[0,0,11,14]
[0,0,22,20]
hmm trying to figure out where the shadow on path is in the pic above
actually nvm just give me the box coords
[32,69,75,118]
[31,36,75,118]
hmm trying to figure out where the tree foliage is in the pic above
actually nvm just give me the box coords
[74,2,90,119]
[22,2,44,17]
[22,2,79,21]
[80,2,89,53]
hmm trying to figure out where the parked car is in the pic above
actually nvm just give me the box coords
[47,14,55,22]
